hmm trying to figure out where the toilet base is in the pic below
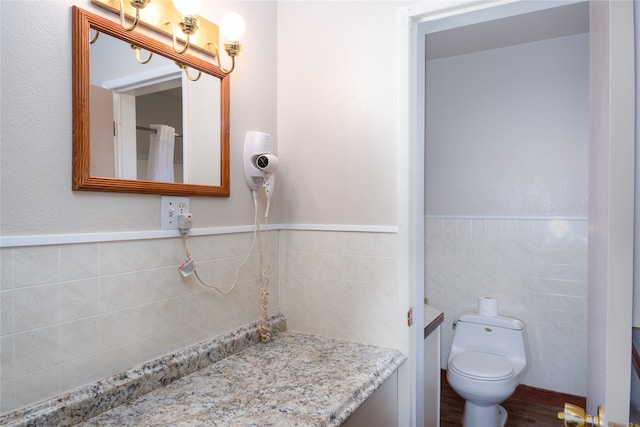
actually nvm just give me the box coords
[461,402,508,427]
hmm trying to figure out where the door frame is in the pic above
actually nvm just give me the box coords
[586,1,635,423]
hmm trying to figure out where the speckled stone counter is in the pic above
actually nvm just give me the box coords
[1,314,405,427]
[78,333,406,426]
[1,315,287,427]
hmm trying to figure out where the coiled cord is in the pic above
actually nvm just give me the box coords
[181,191,272,342]
[257,214,272,343]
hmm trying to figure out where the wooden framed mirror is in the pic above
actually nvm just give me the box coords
[72,6,230,196]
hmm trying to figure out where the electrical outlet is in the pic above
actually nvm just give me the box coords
[160,196,190,230]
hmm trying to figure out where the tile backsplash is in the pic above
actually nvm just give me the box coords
[425,217,588,396]
[0,228,399,414]
[1,219,585,413]
[279,230,399,348]
[0,231,279,413]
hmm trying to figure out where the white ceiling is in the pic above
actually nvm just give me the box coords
[425,1,589,60]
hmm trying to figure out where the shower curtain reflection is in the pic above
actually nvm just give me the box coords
[147,124,176,182]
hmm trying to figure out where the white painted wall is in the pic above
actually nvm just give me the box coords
[0,0,278,236]
[276,1,408,226]
[425,33,589,395]
[425,33,588,217]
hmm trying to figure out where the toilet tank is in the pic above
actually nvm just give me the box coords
[450,314,529,367]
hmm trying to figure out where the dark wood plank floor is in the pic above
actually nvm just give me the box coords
[441,378,566,426]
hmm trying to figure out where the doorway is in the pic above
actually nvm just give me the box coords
[425,0,589,398]
[400,0,635,424]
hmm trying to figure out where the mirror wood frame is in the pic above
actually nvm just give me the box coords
[72,6,230,196]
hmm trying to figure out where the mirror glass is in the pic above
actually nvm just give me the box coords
[73,6,230,196]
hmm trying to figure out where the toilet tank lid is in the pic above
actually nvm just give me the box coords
[458,314,525,330]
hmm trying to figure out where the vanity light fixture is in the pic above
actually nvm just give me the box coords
[91,0,245,75]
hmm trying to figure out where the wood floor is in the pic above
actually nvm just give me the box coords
[440,374,575,427]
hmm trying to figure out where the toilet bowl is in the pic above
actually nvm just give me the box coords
[446,314,529,427]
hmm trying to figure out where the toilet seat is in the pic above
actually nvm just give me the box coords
[449,351,514,381]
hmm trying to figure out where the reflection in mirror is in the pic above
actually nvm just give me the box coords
[90,32,222,185]
[73,6,230,196]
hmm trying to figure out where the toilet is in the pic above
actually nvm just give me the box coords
[446,313,530,427]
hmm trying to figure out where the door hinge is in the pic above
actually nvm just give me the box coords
[407,307,414,327]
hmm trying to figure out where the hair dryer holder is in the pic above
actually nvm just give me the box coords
[243,131,278,191]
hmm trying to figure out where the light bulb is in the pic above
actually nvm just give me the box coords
[173,0,201,17]
[220,12,245,41]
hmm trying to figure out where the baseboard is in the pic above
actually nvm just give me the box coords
[441,369,586,408]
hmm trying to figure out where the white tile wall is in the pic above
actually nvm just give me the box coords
[279,230,399,348]
[0,230,279,414]
[1,222,587,413]
[425,217,588,396]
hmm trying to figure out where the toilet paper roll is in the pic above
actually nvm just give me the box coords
[478,296,499,317]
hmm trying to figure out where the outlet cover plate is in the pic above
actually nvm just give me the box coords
[160,196,190,230]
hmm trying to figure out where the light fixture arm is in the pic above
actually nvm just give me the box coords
[90,29,100,44]
[131,45,153,64]
[119,0,149,31]
[176,62,202,81]
[221,54,236,75]
[171,25,190,54]
[207,42,239,75]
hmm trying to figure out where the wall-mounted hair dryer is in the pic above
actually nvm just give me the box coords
[243,131,279,217]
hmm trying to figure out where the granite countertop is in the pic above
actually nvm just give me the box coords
[1,315,405,427]
[76,332,406,426]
